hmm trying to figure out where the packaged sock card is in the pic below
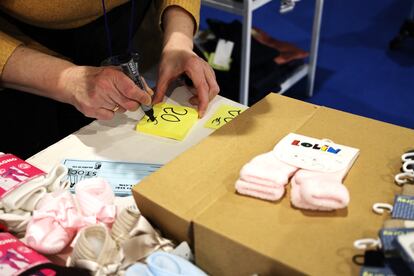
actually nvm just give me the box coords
[272,133,360,173]
[0,232,54,276]
[235,133,360,210]
[0,154,45,199]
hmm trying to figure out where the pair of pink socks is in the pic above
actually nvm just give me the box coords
[24,177,117,254]
[235,152,350,211]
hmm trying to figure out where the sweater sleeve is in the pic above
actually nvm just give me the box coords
[0,31,23,76]
[0,15,64,79]
[158,0,201,34]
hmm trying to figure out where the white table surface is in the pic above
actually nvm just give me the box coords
[27,87,247,172]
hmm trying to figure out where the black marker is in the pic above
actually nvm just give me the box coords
[120,59,155,121]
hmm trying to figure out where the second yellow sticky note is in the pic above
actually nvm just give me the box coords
[204,104,246,129]
[136,103,198,141]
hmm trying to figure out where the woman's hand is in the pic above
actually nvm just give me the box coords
[1,46,152,121]
[154,45,219,118]
[62,65,152,120]
[153,6,219,118]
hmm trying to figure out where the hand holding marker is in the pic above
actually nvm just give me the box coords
[121,58,194,122]
[106,52,195,122]
[119,56,156,121]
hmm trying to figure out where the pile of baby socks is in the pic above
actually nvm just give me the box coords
[24,177,117,254]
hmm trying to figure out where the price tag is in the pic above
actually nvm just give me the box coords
[204,104,246,129]
[136,103,198,141]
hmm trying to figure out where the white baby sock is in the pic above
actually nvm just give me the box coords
[1,164,69,212]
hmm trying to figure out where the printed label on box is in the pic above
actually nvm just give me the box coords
[273,133,360,172]
[359,265,396,276]
[392,195,414,220]
[0,154,45,199]
[0,232,54,276]
[379,228,414,253]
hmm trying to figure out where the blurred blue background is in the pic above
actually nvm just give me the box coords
[200,0,414,128]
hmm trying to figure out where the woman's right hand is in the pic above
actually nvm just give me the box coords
[1,46,152,120]
[61,65,152,120]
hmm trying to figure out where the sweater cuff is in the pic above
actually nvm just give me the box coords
[159,0,200,34]
[0,31,23,76]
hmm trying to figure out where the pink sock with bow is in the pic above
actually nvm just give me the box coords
[24,177,117,255]
[75,177,117,227]
[24,190,84,254]
[235,152,298,201]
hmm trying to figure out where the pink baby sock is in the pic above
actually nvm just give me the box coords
[290,177,312,210]
[290,168,350,211]
[236,178,286,201]
[75,177,117,227]
[24,190,84,254]
[235,152,299,201]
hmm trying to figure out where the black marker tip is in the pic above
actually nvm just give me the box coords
[145,109,155,122]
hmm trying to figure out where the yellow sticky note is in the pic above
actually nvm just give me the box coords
[204,105,246,129]
[136,103,198,140]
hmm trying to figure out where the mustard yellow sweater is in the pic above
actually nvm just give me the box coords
[0,0,200,75]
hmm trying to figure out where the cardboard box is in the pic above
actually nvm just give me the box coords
[133,93,414,275]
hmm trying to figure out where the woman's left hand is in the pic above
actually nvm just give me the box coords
[153,6,220,118]
[154,45,219,118]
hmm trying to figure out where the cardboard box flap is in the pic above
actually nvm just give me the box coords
[133,93,319,243]
[295,105,414,148]
[193,101,414,275]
